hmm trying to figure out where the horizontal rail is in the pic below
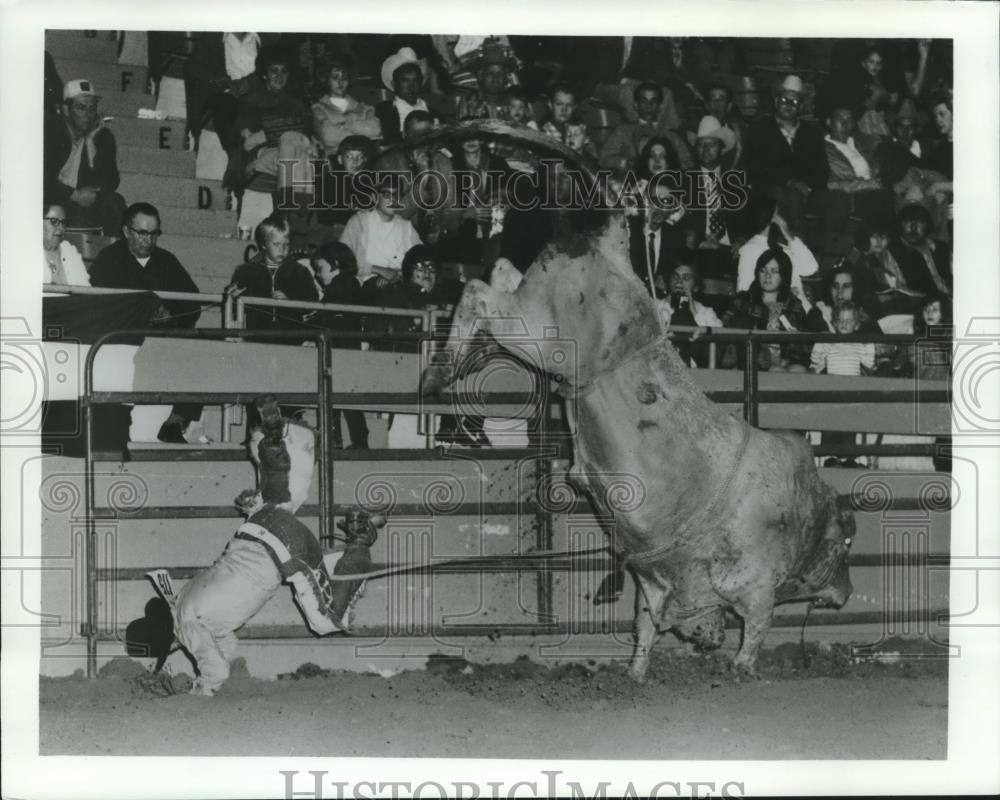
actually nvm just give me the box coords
[237,295,431,318]
[90,487,947,521]
[92,501,537,519]
[97,552,947,582]
[91,442,941,464]
[85,388,948,406]
[90,391,325,405]
[93,446,555,463]
[96,608,953,642]
[44,284,224,304]
[89,390,541,408]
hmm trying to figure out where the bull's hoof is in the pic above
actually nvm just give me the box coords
[627,654,651,683]
[728,657,759,682]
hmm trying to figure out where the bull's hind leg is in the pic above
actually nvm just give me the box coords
[730,588,776,679]
[627,571,672,682]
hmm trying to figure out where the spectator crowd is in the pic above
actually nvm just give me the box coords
[43,33,954,453]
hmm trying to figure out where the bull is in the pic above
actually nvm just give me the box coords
[418,123,854,680]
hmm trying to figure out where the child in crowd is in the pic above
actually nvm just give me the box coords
[505,87,532,128]
[810,302,876,377]
[810,303,875,468]
[498,87,537,172]
[311,241,371,450]
[315,134,374,226]
[229,213,318,332]
[311,57,381,153]
[564,111,599,169]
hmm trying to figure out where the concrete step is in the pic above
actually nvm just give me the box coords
[156,204,239,239]
[93,89,157,118]
[50,57,149,98]
[119,172,226,211]
[118,145,195,179]
[105,116,187,151]
[156,233,252,291]
[45,30,120,64]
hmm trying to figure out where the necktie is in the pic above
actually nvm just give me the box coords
[648,231,657,274]
[706,172,725,240]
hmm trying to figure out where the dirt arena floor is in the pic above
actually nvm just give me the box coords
[40,640,947,759]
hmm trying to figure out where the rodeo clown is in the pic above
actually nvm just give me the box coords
[128,396,384,696]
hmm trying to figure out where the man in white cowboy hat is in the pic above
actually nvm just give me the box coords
[683,115,747,252]
[374,46,440,144]
[744,73,828,215]
[43,78,127,235]
[703,83,748,169]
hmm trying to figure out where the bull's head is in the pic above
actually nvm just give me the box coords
[776,494,856,608]
[406,121,636,397]
[810,496,856,609]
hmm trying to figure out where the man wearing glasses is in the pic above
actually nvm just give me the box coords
[90,202,204,443]
[744,74,828,232]
[43,79,127,236]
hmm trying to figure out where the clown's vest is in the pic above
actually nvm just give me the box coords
[235,505,348,635]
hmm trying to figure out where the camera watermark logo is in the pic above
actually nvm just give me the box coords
[920,317,1000,436]
[1,316,82,437]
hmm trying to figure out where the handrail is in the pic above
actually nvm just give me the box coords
[235,295,435,319]
[43,283,225,306]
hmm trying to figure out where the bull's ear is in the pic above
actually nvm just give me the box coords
[490,258,523,294]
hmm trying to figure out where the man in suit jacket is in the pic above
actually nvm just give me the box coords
[628,180,688,296]
[745,74,828,230]
[683,115,748,254]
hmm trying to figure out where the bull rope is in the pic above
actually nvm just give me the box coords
[324,545,612,582]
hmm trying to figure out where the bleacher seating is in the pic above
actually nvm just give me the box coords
[46,31,950,313]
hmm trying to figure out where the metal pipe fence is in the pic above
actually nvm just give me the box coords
[72,301,951,675]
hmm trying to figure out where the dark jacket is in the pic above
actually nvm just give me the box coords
[871,137,924,187]
[319,274,368,348]
[44,117,121,207]
[89,240,200,326]
[374,100,440,145]
[681,168,749,247]
[373,279,461,353]
[887,239,952,297]
[722,289,811,369]
[922,138,953,181]
[745,116,829,193]
[230,257,319,331]
[627,217,688,295]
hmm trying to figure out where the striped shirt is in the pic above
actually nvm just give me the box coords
[810,342,875,376]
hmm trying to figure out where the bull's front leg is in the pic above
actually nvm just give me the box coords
[730,588,776,680]
[627,570,672,682]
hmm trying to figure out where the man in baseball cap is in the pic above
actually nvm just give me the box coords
[63,78,101,101]
[44,78,126,235]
